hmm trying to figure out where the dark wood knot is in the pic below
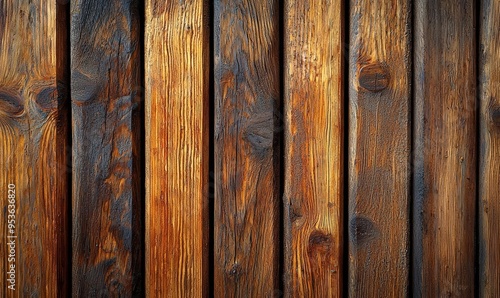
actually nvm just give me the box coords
[349,216,378,246]
[358,63,390,92]
[491,107,500,127]
[0,89,24,117]
[35,86,58,112]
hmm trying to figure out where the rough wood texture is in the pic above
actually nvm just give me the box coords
[145,0,209,296]
[0,0,69,296]
[480,0,500,295]
[283,0,344,296]
[348,0,411,296]
[413,0,476,296]
[214,0,280,296]
[71,0,142,295]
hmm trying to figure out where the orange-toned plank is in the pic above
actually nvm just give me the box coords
[0,0,69,296]
[283,0,344,296]
[413,0,476,295]
[213,0,281,296]
[145,0,210,296]
[349,0,411,295]
[479,0,500,295]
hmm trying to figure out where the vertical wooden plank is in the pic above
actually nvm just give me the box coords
[214,0,280,296]
[0,0,69,296]
[71,0,142,295]
[283,0,344,296]
[479,0,500,295]
[413,0,476,296]
[145,1,209,296]
[348,0,411,296]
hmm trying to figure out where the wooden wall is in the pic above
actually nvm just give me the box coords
[0,0,498,296]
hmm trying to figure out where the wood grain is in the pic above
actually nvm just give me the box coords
[145,0,210,296]
[348,0,411,296]
[70,0,142,295]
[413,0,476,296]
[0,0,69,296]
[479,0,500,295]
[214,0,280,296]
[283,0,344,296]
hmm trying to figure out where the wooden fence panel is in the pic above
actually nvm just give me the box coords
[348,0,411,295]
[214,0,281,296]
[2,0,499,296]
[480,0,500,296]
[283,0,344,296]
[145,0,210,296]
[0,0,69,296]
[413,0,476,296]
[70,0,142,295]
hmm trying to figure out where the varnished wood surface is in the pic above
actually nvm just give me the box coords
[413,0,476,296]
[0,0,70,296]
[348,0,411,296]
[480,0,500,295]
[145,0,210,296]
[71,0,142,295]
[214,0,281,296]
[283,0,344,296]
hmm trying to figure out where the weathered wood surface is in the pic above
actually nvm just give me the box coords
[348,0,411,296]
[413,0,476,296]
[70,0,142,295]
[214,0,281,296]
[0,0,69,296]
[283,0,344,296]
[145,0,210,296]
[480,0,500,295]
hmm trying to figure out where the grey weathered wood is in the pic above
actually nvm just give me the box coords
[71,0,142,295]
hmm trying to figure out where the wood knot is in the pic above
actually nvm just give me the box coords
[0,89,24,117]
[349,216,378,246]
[309,230,332,246]
[358,63,390,92]
[35,86,58,112]
[307,230,333,257]
[228,263,242,279]
[71,70,100,106]
[491,107,500,127]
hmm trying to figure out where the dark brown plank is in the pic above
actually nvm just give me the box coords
[70,0,142,295]
[348,0,411,295]
[145,0,210,296]
[214,0,281,296]
[0,0,69,296]
[479,0,500,295]
[283,0,344,296]
[413,0,476,296]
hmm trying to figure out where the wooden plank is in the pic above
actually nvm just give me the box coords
[0,0,69,297]
[283,0,344,296]
[213,0,280,296]
[348,0,411,296]
[0,0,69,296]
[413,0,476,296]
[70,0,142,295]
[479,0,500,295]
[145,1,209,296]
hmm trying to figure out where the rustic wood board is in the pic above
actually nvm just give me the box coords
[480,0,500,295]
[214,0,281,296]
[70,0,142,295]
[283,0,344,296]
[0,0,69,296]
[348,0,411,295]
[145,0,210,296]
[413,0,476,296]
